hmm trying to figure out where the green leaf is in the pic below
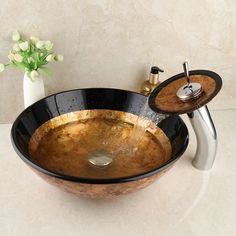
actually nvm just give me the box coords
[40,67,52,79]
[12,61,28,71]
[31,52,38,62]
[29,52,39,69]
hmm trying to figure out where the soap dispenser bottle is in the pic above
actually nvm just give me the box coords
[140,66,164,96]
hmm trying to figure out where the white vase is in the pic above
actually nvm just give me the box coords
[23,72,45,108]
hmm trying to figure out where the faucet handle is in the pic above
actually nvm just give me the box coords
[183,61,190,85]
[177,61,202,101]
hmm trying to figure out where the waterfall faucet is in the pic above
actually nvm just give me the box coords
[148,62,222,170]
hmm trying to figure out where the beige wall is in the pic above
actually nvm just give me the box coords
[0,0,236,123]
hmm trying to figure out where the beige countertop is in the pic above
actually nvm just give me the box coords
[1,110,236,236]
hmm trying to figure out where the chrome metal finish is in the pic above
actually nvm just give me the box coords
[188,105,217,170]
[176,82,202,101]
[183,61,190,85]
[177,61,202,101]
[88,150,113,167]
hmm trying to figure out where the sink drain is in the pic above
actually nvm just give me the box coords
[88,150,113,167]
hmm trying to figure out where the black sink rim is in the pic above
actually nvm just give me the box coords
[11,88,189,184]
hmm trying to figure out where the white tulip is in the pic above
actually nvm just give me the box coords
[55,54,63,62]
[46,54,54,62]
[12,30,21,41]
[0,63,5,72]
[45,40,53,50]
[30,36,39,43]
[8,52,15,61]
[30,70,40,81]
[19,41,29,51]
[13,43,20,52]
[14,54,23,63]
[36,41,45,49]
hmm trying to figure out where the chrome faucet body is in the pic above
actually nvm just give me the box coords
[188,105,217,170]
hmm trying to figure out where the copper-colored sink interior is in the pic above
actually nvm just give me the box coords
[28,110,172,179]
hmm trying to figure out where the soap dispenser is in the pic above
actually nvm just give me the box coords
[140,66,164,96]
